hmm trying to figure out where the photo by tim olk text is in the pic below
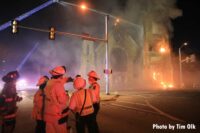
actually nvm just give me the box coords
[153,123,196,130]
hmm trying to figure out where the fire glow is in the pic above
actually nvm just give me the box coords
[152,72,174,89]
[160,81,174,89]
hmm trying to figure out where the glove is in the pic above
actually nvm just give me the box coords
[58,115,68,124]
[62,107,69,114]
[58,107,69,124]
[16,96,23,102]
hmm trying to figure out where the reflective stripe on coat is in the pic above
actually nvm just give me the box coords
[69,89,97,116]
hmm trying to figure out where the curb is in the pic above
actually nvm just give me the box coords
[100,94,120,102]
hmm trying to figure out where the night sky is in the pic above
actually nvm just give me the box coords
[171,0,200,56]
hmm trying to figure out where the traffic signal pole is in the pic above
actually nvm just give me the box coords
[105,15,110,95]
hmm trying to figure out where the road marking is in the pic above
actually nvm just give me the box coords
[116,101,147,106]
[109,103,160,115]
[145,99,186,122]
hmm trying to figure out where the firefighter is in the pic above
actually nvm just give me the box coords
[0,71,22,133]
[87,71,100,117]
[87,70,100,132]
[44,66,69,133]
[69,76,99,133]
[32,75,49,133]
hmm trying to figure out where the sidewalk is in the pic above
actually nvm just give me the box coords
[100,92,119,101]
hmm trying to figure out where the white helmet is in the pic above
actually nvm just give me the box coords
[49,66,66,76]
[73,77,86,90]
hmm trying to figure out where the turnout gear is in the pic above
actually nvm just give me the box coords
[88,82,100,123]
[44,69,69,133]
[44,79,69,120]
[49,66,66,76]
[88,71,100,133]
[89,82,100,103]
[32,76,49,133]
[89,82,100,120]
[87,71,100,80]
[88,71,101,102]
[69,77,99,133]
[69,88,95,116]
[0,71,22,133]
[32,88,46,132]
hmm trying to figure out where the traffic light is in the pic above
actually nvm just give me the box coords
[11,20,18,33]
[49,27,55,40]
[185,57,190,63]
[190,54,196,62]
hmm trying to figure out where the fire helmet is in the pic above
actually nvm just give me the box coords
[73,77,86,90]
[2,71,20,82]
[87,70,100,80]
[49,66,66,76]
[36,76,49,86]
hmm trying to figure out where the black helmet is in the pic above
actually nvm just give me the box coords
[2,71,20,82]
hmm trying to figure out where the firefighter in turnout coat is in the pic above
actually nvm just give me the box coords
[0,71,22,133]
[44,66,69,133]
[69,76,99,133]
[32,75,49,133]
[87,71,100,117]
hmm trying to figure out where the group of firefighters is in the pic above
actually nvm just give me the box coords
[0,65,101,133]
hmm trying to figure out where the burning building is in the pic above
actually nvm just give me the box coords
[79,0,182,90]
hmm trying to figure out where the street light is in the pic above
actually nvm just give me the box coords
[74,2,110,94]
[114,18,120,26]
[80,3,87,11]
[159,47,166,54]
[179,42,188,88]
[81,5,110,94]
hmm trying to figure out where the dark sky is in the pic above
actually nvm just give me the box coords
[0,0,49,24]
[0,0,199,61]
[171,0,200,55]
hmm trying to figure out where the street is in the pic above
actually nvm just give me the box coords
[8,89,200,133]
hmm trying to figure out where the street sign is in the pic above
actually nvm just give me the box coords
[104,69,112,74]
